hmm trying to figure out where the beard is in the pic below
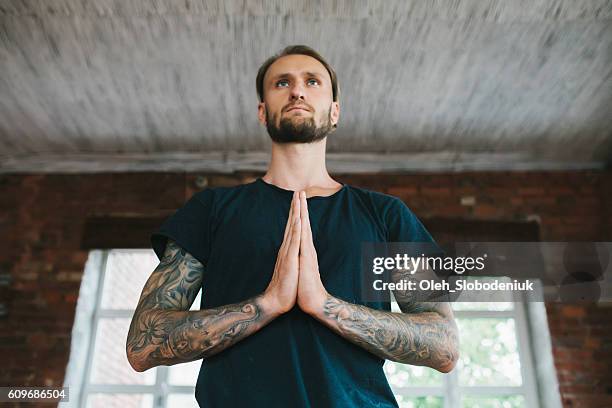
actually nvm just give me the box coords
[266,106,334,144]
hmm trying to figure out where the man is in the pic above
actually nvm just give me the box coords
[126,45,459,407]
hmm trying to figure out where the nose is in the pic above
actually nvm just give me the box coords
[289,81,306,101]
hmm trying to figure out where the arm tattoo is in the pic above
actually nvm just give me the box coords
[137,240,205,311]
[128,298,264,369]
[317,266,459,372]
[321,295,458,371]
[126,240,272,372]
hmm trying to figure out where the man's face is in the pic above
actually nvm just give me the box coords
[258,54,340,144]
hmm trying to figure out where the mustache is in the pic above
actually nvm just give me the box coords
[283,103,313,112]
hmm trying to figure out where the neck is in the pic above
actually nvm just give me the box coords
[262,138,339,191]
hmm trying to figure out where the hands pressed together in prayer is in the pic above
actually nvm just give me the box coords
[260,190,459,372]
[262,191,328,317]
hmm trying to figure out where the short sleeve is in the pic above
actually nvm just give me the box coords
[150,189,215,266]
[385,197,445,257]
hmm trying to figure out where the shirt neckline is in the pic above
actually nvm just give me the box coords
[256,177,348,200]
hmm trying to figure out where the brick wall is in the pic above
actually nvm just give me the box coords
[0,170,610,407]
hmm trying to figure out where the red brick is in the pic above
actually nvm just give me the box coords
[548,186,575,195]
[421,187,452,196]
[584,337,602,349]
[387,186,418,197]
[473,204,501,217]
[562,306,587,318]
[509,197,523,205]
[518,187,545,196]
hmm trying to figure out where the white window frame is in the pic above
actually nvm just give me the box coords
[62,249,199,408]
[387,285,562,408]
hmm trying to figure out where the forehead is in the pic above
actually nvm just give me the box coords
[264,54,331,83]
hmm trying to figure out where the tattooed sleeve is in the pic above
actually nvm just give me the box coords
[316,264,459,372]
[126,239,274,372]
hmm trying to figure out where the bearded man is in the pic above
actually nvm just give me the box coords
[126,45,459,408]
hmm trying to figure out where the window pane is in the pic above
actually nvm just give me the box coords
[461,395,525,408]
[86,393,154,408]
[395,395,443,408]
[101,251,159,310]
[190,289,202,311]
[167,394,199,408]
[168,359,201,386]
[452,302,514,311]
[90,318,156,385]
[457,318,522,386]
[384,361,443,387]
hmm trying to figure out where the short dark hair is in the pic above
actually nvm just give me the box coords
[256,45,340,103]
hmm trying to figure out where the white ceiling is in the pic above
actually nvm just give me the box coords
[1,0,611,173]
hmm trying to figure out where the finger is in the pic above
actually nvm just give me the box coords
[300,191,314,247]
[279,193,297,254]
[282,191,300,257]
[288,197,301,258]
[300,191,309,252]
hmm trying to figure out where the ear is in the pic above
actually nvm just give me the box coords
[330,101,340,127]
[257,102,267,126]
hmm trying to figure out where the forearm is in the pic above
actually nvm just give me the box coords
[310,294,458,372]
[126,293,277,372]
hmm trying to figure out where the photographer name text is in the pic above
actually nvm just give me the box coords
[372,278,535,292]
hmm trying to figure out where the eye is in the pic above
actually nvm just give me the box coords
[276,79,289,87]
[307,78,319,86]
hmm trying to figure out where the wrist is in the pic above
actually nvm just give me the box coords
[301,291,330,318]
[259,292,285,318]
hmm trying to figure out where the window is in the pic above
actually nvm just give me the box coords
[384,291,541,407]
[63,249,201,408]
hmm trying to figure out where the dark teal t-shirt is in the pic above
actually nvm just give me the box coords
[151,177,441,408]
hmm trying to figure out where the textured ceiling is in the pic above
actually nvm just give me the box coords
[1,0,611,173]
